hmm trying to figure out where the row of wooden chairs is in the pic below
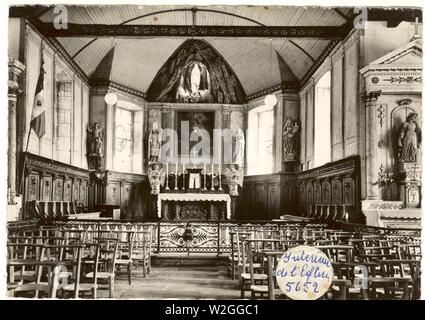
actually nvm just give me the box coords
[7,224,155,298]
[229,223,421,300]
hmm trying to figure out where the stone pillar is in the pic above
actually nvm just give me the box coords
[8,57,25,203]
[365,90,381,200]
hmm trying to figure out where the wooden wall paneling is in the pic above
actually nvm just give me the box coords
[306,181,314,212]
[281,173,297,215]
[22,153,91,216]
[72,179,80,202]
[108,182,121,206]
[331,178,342,205]
[267,183,279,219]
[322,179,331,205]
[343,175,354,205]
[120,182,132,219]
[314,180,322,204]
[26,173,39,202]
[296,155,361,221]
[63,178,72,202]
[40,175,52,201]
[80,181,88,206]
[53,176,64,201]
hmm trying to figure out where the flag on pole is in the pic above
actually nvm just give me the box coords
[30,54,46,138]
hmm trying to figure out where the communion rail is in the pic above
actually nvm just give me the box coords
[7,219,421,256]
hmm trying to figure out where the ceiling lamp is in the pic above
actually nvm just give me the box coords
[264,94,277,107]
[104,92,118,105]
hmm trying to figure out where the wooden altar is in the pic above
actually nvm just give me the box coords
[157,192,231,221]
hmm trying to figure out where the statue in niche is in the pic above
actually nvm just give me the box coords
[398,112,422,163]
[176,62,211,103]
[148,163,165,195]
[148,122,162,163]
[86,122,104,170]
[232,128,245,166]
[282,119,300,161]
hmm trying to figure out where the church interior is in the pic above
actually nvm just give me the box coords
[5,5,423,299]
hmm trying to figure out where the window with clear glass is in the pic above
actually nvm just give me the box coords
[247,105,275,175]
[314,71,331,168]
[114,108,133,172]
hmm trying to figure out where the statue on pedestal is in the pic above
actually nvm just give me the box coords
[86,123,104,170]
[232,128,245,166]
[396,112,422,208]
[148,163,165,195]
[282,119,300,162]
[148,122,162,163]
[398,112,421,163]
[225,164,240,196]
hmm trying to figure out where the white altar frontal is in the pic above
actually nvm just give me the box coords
[157,193,232,220]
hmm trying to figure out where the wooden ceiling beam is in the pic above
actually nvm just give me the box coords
[25,21,353,39]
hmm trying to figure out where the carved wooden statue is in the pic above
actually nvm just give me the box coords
[86,122,104,169]
[148,122,162,163]
[225,164,240,196]
[398,112,422,163]
[282,119,300,161]
[147,163,165,195]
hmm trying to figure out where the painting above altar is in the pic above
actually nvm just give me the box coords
[146,39,246,104]
[177,111,214,161]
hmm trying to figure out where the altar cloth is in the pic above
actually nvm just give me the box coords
[157,193,231,219]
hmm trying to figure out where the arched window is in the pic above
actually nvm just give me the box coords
[314,71,331,168]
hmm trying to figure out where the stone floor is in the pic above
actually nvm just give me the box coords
[99,255,241,299]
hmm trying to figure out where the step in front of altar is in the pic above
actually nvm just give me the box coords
[152,254,228,267]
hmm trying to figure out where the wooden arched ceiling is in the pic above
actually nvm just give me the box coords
[12,5,420,98]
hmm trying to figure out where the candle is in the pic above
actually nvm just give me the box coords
[211,163,214,175]
[174,162,179,191]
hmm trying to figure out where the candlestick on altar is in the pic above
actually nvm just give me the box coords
[165,162,170,191]
[203,163,207,191]
[218,163,223,191]
[182,163,185,191]
[174,163,179,191]
[210,163,215,191]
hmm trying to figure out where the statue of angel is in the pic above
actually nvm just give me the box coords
[148,163,165,195]
[225,164,240,196]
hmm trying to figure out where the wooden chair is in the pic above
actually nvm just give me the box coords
[132,230,151,277]
[85,238,118,298]
[114,231,135,284]
[60,243,100,299]
[246,239,280,299]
